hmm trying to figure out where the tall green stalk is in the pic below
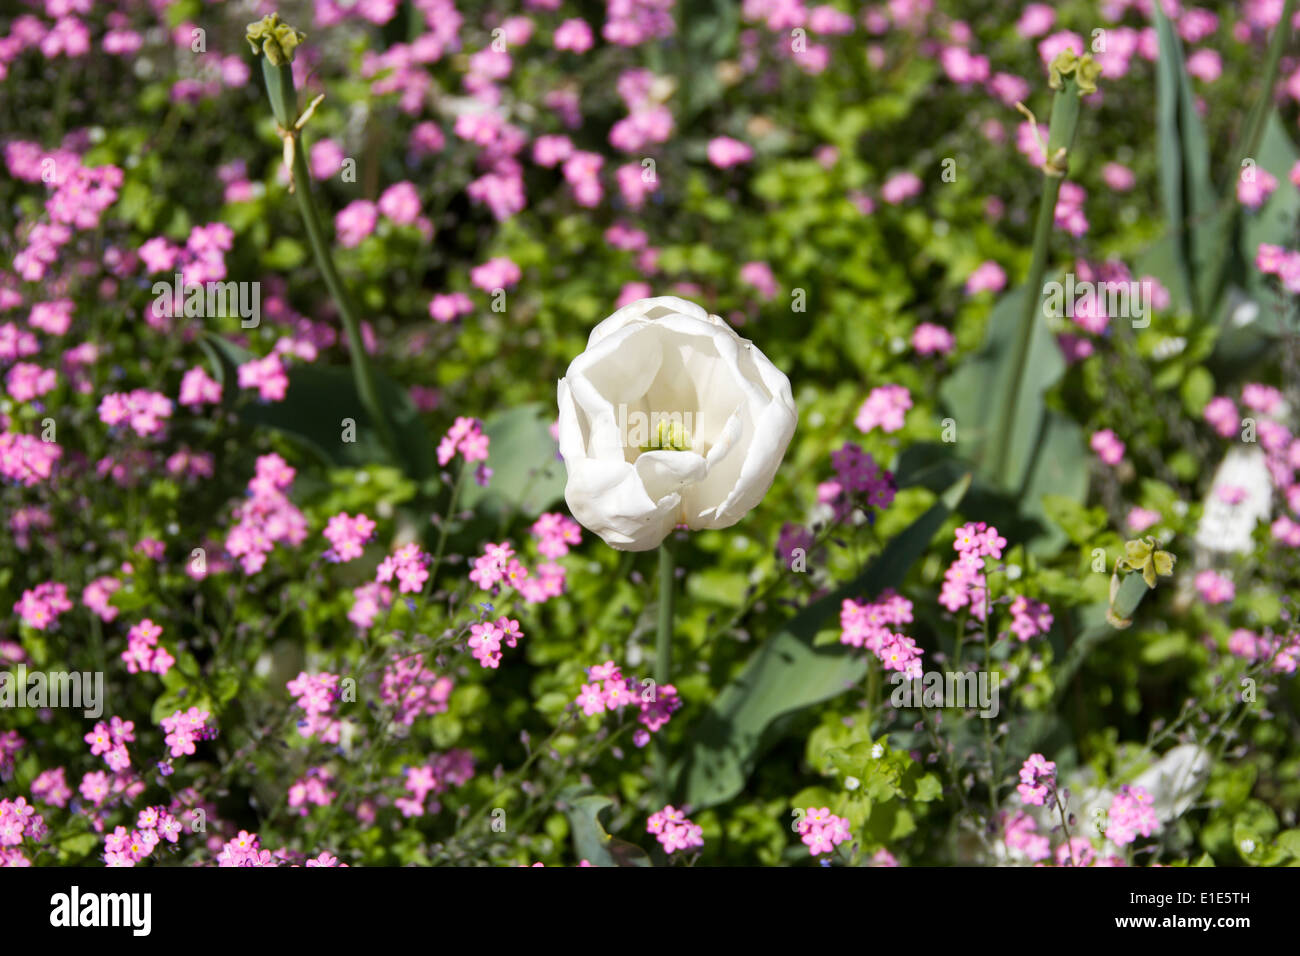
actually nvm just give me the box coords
[248,16,398,460]
[1202,0,1295,314]
[988,54,1094,488]
[654,539,675,804]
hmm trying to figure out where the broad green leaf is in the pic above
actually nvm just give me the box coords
[561,793,652,868]
[677,472,971,809]
[459,402,566,518]
[1153,6,1216,316]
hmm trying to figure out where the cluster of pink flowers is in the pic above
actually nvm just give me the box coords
[530,512,582,558]
[647,805,703,855]
[1090,429,1125,466]
[1106,785,1159,846]
[574,660,682,747]
[469,256,522,292]
[1237,166,1279,210]
[938,522,1004,620]
[287,768,336,816]
[880,171,922,205]
[1016,753,1057,806]
[216,830,278,867]
[1254,243,1300,294]
[796,807,852,857]
[160,707,212,759]
[98,389,173,437]
[1054,181,1089,237]
[85,717,135,780]
[965,260,1007,295]
[855,384,911,434]
[1009,596,1053,642]
[225,454,308,574]
[323,512,376,562]
[469,540,567,604]
[1194,569,1235,605]
[381,653,454,723]
[467,616,524,669]
[605,0,676,46]
[335,200,379,248]
[1227,628,1300,675]
[102,805,184,867]
[0,796,46,862]
[706,136,753,169]
[429,291,474,323]
[396,749,475,818]
[437,416,490,471]
[818,442,895,522]
[840,589,922,678]
[13,580,72,631]
[0,430,61,486]
[348,581,393,629]
[121,619,174,676]
[178,366,222,407]
[237,354,289,402]
[1002,809,1050,862]
[376,543,431,594]
[912,322,955,357]
[287,672,343,743]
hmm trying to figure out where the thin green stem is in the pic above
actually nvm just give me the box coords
[258,58,398,461]
[654,539,675,805]
[989,76,1085,486]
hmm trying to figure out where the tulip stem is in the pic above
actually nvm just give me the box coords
[257,56,398,462]
[654,539,675,804]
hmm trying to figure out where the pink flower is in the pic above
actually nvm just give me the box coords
[178,366,222,407]
[1017,753,1056,806]
[376,543,430,594]
[854,384,912,434]
[706,136,753,169]
[429,291,473,323]
[739,261,779,300]
[1090,429,1125,466]
[322,512,376,562]
[1106,785,1158,845]
[647,806,704,854]
[335,200,378,247]
[1203,396,1239,438]
[470,257,521,292]
[880,171,922,204]
[965,261,1006,295]
[1237,165,1278,210]
[554,18,593,52]
[912,323,955,356]
[1126,507,1161,533]
[436,416,490,467]
[1185,48,1222,83]
[378,181,421,225]
[1194,569,1234,605]
[1102,162,1136,191]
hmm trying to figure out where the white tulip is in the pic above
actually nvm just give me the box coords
[556,296,797,551]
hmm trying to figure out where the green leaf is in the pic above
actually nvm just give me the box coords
[458,402,565,518]
[939,287,1065,493]
[561,793,653,867]
[201,335,435,481]
[1153,5,1217,316]
[677,473,971,810]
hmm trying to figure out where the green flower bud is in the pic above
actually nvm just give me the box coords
[246,13,305,66]
[1047,49,1078,90]
[1074,55,1102,95]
